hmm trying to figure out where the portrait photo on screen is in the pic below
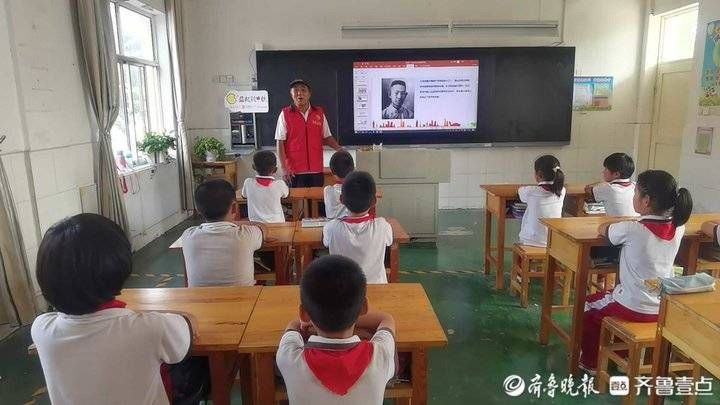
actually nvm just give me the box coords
[381,78,414,119]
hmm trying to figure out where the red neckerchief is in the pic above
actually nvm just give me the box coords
[335,181,343,185]
[304,340,374,396]
[256,176,274,187]
[639,217,676,241]
[96,299,127,311]
[342,214,376,224]
[611,179,633,187]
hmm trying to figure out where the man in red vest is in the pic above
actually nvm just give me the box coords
[275,79,342,188]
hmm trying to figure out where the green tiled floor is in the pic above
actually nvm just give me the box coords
[0,210,715,404]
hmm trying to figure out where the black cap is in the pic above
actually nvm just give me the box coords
[289,79,311,90]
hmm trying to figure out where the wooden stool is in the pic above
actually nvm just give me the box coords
[597,317,694,405]
[510,244,572,308]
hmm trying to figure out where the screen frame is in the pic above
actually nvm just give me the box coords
[256,47,575,147]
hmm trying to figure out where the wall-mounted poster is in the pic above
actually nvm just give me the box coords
[699,20,720,110]
[573,76,613,111]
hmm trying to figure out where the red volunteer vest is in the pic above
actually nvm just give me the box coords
[282,105,325,174]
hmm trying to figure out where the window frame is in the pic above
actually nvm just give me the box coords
[110,1,165,165]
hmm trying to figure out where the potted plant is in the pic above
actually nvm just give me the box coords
[137,132,176,164]
[193,136,226,162]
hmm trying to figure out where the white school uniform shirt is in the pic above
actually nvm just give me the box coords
[323,183,350,219]
[276,330,396,405]
[592,179,639,217]
[607,215,685,314]
[241,176,289,223]
[323,215,393,284]
[518,182,566,247]
[181,221,262,287]
[32,308,191,405]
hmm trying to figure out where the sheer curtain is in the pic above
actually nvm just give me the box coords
[75,0,129,233]
[0,145,37,339]
[166,0,194,211]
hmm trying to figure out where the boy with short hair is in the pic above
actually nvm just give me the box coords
[585,152,639,217]
[182,179,267,287]
[324,150,354,219]
[322,171,393,284]
[32,214,197,404]
[242,150,290,223]
[277,255,396,404]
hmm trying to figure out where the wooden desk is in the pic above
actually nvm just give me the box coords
[236,186,384,220]
[170,222,297,285]
[238,284,447,405]
[538,214,720,374]
[292,217,411,282]
[480,184,592,290]
[650,284,720,404]
[119,287,262,405]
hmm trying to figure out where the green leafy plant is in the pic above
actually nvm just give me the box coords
[137,132,176,155]
[193,136,226,161]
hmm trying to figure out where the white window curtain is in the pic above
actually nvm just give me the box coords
[75,0,130,234]
[0,143,38,339]
[166,0,194,211]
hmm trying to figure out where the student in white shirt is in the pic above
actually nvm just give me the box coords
[324,150,354,219]
[580,170,693,373]
[182,179,267,287]
[585,152,639,217]
[242,150,290,223]
[323,171,393,284]
[277,255,396,405]
[518,155,566,247]
[31,214,202,404]
[701,219,720,246]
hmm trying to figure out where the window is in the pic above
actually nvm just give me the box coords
[109,2,167,168]
[659,6,699,63]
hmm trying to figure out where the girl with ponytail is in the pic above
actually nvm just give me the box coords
[517,155,566,247]
[580,170,693,374]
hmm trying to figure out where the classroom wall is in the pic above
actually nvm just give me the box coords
[181,0,648,209]
[0,0,185,306]
[678,0,720,213]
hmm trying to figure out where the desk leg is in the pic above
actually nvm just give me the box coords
[568,244,591,375]
[291,200,301,221]
[389,243,400,283]
[650,300,670,405]
[484,204,492,276]
[208,351,238,405]
[411,349,428,405]
[496,208,506,290]
[311,200,319,218]
[251,353,276,405]
[685,239,700,275]
[299,246,313,278]
[274,247,288,285]
[539,249,558,345]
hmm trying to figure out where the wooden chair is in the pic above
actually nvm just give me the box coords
[510,244,572,307]
[596,317,695,405]
[696,257,720,278]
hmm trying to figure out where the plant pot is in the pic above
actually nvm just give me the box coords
[205,151,217,162]
[148,152,167,164]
